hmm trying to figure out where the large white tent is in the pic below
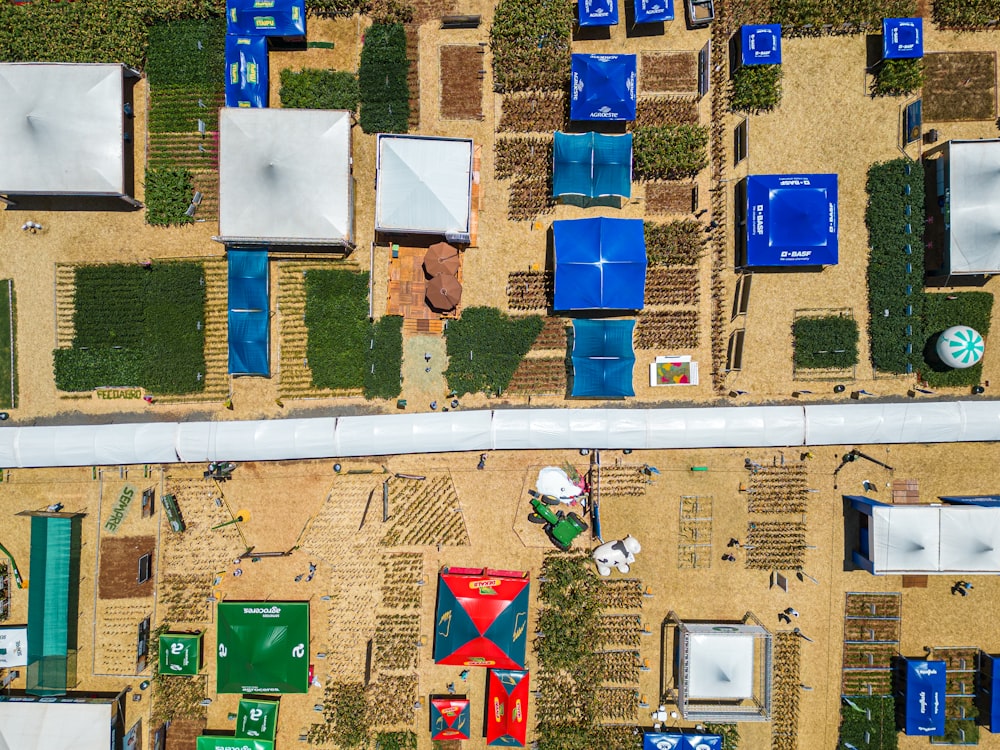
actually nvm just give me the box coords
[0,698,120,750]
[218,108,353,246]
[375,134,473,240]
[942,139,1000,275]
[686,632,755,699]
[0,63,134,199]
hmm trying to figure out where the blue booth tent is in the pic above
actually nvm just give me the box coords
[902,659,945,736]
[635,0,674,23]
[553,217,646,310]
[978,653,1000,733]
[553,132,632,199]
[883,18,923,59]
[225,35,268,108]
[579,0,619,26]
[741,25,782,66]
[227,0,306,37]
[741,174,838,267]
[228,249,270,376]
[570,54,637,121]
[643,733,723,750]
[571,319,636,398]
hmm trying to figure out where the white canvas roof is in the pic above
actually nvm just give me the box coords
[686,633,755,699]
[0,63,126,196]
[940,507,1000,571]
[0,701,113,750]
[870,506,940,573]
[375,134,473,236]
[947,139,1000,274]
[867,505,1000,573]
[218,108,352,245]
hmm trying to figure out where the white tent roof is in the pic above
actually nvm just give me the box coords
[940,507,1000,571]
[686,633,755,699]
[375,134,473,235]
[218,108,352,245]
[867,505,1000,573]
[947,139,1000,275]
[0,63,126,196]
[871,506,940,573]
[0,701,113,750]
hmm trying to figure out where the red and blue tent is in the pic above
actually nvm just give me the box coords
[486,669,529,747]
[433,568,529,670]
[430,697,471,740]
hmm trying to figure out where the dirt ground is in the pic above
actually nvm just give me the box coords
[98,535,156,599]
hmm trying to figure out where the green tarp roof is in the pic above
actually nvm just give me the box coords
[197,737,274,750]
[236,698,278,741]
[217,601,309,694]
[159,632,201,676]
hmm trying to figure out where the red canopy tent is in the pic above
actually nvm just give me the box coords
[430,697,471,741]
[486,669,529,747]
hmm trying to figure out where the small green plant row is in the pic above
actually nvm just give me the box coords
[633,125,710,181]
[731,65,782,113]
[870,58,923,97]
[792,315,859,369]
[358,23,409,134]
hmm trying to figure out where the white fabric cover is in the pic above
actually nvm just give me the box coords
[334,412,492,457]
[375,134,472,234]
[219,108,352,244]
[0,701,112,750]
[870,506,940,573]
[939,507,1000,571]
[0,63,125,195]
[686,633,754,699]
[947,140,1000,274]
[803,402,1000,445]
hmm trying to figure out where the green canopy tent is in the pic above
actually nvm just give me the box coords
[236,698,279,741]
[197,737,274,750]
[159,632,202,676]
[216,601,309,694]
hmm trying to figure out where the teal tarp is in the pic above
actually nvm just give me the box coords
[553,132,632,199]
[228,249,270,376]
[571,319,636,398]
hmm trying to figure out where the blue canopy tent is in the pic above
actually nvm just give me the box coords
[571,319,636,398]
[741,25,782,66]
[553,217,646,310]
[579,0,619,26]
[553,132,632,199]
[225,35,268,108]
[228,249,270,376]
[570,54,637,121]
[978,653,1000,732]
[635,0,674,23]
[883,18,923,59]
[902,659,945,736]
[643,733,723,750]
[741,174,838,267]
[227,0,306,37]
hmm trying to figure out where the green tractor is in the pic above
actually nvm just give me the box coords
[528,495,588,551]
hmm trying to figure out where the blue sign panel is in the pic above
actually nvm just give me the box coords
[643,733,722,750]
[227,0,306,37]
[579,0,619,26]
[904,659,946,736]
[883,18,923,59]
[635,0,674,23]
[744,174,839,267]
[905,99,922,144]
[741,24,782,66]
[570,54,637,121]
[225,35,268,108]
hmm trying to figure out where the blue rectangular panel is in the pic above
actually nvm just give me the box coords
[579,0,619,26]
[744,174,838,266]
[225,34,269,108]
[904,659,946,736]
[741,24,782,65]
[570,54,637,121]
[635,0,675,23]
[228,0,306,37]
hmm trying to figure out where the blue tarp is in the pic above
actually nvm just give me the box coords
[227,0,306,37]
[978,654,1000,733]
[553,131,632,199]
[553,217,646,310]
[570,54,637,121]
[903,659,946,736]
[225,35,269,108]
[883,18,923,59]
[741,24,782,65]
[635,0,674,23]
[571,319,635,398]
[228,249,270,376]
[744,173,838,267]
[579,0,619,26]
[643,733,723,750]
[941,496,1000,506]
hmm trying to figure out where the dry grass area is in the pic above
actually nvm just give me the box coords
[499,92,568,132]
[645,182,697,214]
[440,45,484,120]
[641,52,699,93]
[923,51,997,121]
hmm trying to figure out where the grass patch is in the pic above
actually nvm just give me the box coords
[870,58,923,97]
[490,0,572,93]
[920,292,993,387]
[280,68,359,111]
[364,315,403,400]
[731,64,782,113]
[55,262,206,393]
[358,23,409,134]
[793,315,859,369]
[444,308,543,396]
[146,18,226,87]
[644,221,705,266]
[0,280,16,409]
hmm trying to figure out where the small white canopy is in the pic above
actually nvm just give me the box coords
[218,108,353,246]
[947,139,1000,275]
[375,134,473,237]
[0,700,114,749]
[0,63,127,196]
[686,632,755,699]
[867,504,1000,573]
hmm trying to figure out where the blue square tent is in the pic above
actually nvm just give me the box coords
[225,35,268,108]
[227,0,305,37]
[553,132,632,199]
[570,54,637,122]
[643,733,723,750]
[740,174,838,267]
[579,0,619,26]
[902,659,945,735]
[228,249,270,376]
[571,319,636,398]
[634,0,675,23]
[883,18,923,59]
[741,25,782,66]
[553,217,646,310]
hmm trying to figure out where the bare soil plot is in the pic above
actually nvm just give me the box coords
[645,182,697,214]
[440,45,484,120]
[633,96,700,127]
[411,0,456,24]
[98,535,155,599]
[499,92,568,132]
[641,52,699,94]
[636,309,700,349]
[923,51,997,121]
